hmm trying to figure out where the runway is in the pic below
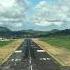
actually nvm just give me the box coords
[0,38,60,70]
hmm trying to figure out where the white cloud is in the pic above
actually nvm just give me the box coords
[35,1,48,11]
[0,0,27,18]
[0,0,29,31]
[6,22,24,31]
[0,0,16,12]
[31,0,70,26]
[0,0,70,31]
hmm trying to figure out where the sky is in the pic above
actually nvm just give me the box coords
[0,0,70,31]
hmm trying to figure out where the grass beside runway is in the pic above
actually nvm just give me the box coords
[41,36,70,49]
[0,39,23,64]
[0,40,13,47]
[33,38,70,66]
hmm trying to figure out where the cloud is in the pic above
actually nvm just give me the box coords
[5,22,24,31]
[0,0,15,12]
[0,0,28,30]
[0,0,70,31]
[31,0,70,26]
[0,0,27,18]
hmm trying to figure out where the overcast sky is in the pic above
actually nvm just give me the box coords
[0,0,70,31]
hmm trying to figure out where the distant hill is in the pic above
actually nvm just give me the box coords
[0,26,70,38]
[0,27,45,38]
[0,27,11,38]
[47,29,70,37]
[0,27,10,32]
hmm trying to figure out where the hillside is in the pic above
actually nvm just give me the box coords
[0,26,70,38]
[0,27,10,32]
[47,29,70,37]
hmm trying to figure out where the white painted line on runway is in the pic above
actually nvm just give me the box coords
[47,58,51,60]
[40,58,47,61]
[15,59,21,62]
[40,57,51,61]
[37,50,45,52]
[11,59,14,61]
[15,50,22,53]
[29,57,31,64]
[31,65,33,70]
[29,57,33,70]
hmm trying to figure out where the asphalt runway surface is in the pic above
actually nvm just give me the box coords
[0,38,63,70]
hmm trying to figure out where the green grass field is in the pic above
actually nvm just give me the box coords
[41,36,70,49]
[0,40,13,47]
